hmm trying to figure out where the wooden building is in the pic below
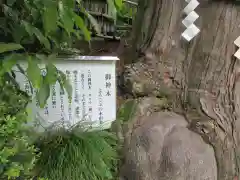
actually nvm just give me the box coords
[73,0,137,56]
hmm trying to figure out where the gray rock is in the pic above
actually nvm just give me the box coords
[120,111,217,180]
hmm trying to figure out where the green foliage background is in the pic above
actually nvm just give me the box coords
[0,0,93,106]
[0,78,38,178]
[0,0,125,106]
[0,0,129,179]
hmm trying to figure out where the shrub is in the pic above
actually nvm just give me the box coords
[34,126,119,180]
[0,80,38,179]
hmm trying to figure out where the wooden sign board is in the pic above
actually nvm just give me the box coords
[13,56,119,131]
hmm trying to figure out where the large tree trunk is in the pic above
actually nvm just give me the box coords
[127,0,240,179]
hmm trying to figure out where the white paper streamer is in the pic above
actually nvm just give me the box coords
[181,0,200,41]
[234,36,240,60]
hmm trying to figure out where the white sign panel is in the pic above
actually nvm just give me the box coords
[13,56,119,130]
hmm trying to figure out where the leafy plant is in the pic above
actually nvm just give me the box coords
[0,53,72,108]
[0,0,91,178]
[0,79,38,179]
[0,0,100,105]
[0,0,125,105]
[34,126,119,180]
[118,1,137,18]
[0,0,91,51]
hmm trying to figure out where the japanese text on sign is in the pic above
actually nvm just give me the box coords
[13,56,118,129]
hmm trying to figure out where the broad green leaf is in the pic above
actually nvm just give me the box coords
[30,7,40,21]
[58,70,72,99]
[73,14,91,41]
[62,0,75,8]
[107,0,117,23]
[46,62,58,85]
[58,0,64,12]
[32,27,51,49]
[36,54,58,85]
[63,78,73,100]
[22,21,34,36]
[58,2,74,34]
[27,56,42,89]
[57,70,66,89]
[114,0,123,9]
[37,77,50,108]
[22,21,51,49]
[11,24,28,43]
[35,0,44,6]
[84,11,101,34]
[0,43,23,53]
[2,54,17,73]
[43,3,58,34]
[2,5,19,21]
[79,6,100,34]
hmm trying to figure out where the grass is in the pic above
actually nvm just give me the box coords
[31,99,139,180]
[33,125,119,180]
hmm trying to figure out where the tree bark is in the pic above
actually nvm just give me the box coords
[129,0,240,179]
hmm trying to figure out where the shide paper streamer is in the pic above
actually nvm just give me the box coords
[181,0,200,41]
[234,36,240,60]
